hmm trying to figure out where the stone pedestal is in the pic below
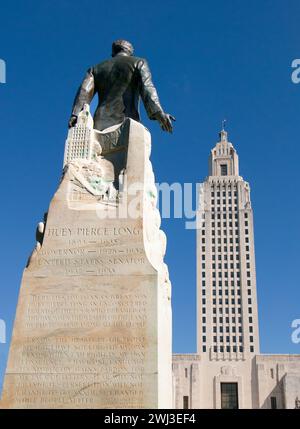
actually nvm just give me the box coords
[2,119,172,408]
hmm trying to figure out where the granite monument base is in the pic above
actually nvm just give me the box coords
[2,119,172,408]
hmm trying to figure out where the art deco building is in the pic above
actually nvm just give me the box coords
[197,127,260,361]
[63,104,95,166]
[172,128,300,409]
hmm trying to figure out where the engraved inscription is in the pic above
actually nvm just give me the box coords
[46,226,141,238]
[33,225,147,275]
[10,373,150,408]
[25,293,148,329]
[8,287,155,408]
[18,336,147,373]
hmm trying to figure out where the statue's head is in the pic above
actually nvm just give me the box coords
[112,39,134,57]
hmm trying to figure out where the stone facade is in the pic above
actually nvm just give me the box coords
[2,114,172,409]
[255,355,300,409]
[172,354,201,409]
[172,129,300,409]
[173,354,300,409]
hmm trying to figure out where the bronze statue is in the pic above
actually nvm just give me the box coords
[69,40,175,133]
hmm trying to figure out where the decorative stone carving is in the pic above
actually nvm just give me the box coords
[220,366,236,376]
[64,104,100,166]
[67,159,116,199]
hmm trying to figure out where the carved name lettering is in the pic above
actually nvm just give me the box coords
[47,226,141,238]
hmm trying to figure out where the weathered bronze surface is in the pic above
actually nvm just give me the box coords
[69,40,175,133]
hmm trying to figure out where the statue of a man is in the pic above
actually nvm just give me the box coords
[69,40,175,133]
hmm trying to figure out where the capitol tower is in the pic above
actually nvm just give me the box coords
[197,127,260,360]
[195,126,260,407]
[172,127,300,409]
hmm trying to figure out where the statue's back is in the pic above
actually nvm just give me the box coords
[92,54,144,129]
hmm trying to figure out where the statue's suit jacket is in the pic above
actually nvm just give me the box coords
[72,52,163,131]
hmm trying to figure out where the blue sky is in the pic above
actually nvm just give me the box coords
[0,0,300,392]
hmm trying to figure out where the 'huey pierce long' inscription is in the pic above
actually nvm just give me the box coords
[35,224,147,276]
[46,225,141,237]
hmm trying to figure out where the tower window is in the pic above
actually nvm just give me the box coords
[220,164,228,176]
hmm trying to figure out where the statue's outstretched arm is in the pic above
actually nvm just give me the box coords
[138,59,163,118]
[138,60,175,133]
[69,69,95,128]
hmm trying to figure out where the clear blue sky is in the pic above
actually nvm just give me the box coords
[0,0,300,392]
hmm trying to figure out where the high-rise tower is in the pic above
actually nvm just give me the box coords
[173,127,300,410]
[197,126,260,359]
[195,127,260,407]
